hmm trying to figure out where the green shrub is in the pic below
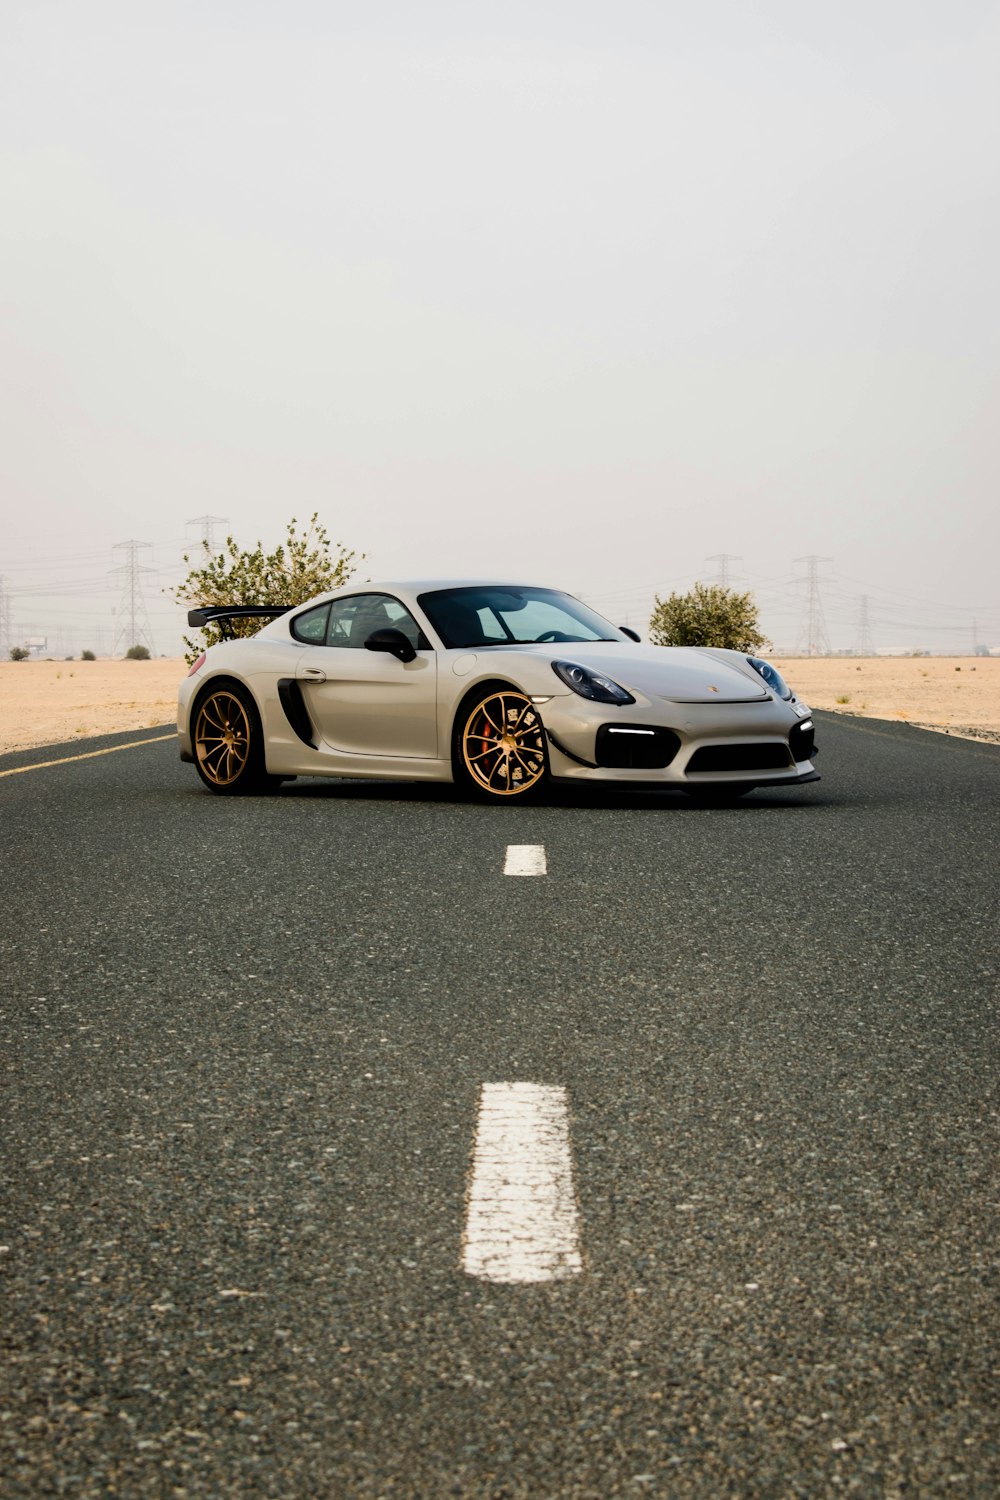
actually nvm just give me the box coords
[649,583,768,652]
[81,649,96,661]
[9,646,29,661]
[172,513,361,664]
[125,644,151,660]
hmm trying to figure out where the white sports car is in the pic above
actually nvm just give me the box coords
[177,580,819,801]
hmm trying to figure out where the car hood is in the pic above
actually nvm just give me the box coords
[532,643,770,704]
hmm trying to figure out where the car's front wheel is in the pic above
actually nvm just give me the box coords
[454,686,548,801]
[192,682,279,795]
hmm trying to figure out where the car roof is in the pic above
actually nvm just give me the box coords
[323,579,562,599]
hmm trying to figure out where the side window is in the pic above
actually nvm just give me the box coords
[327,597,358,646]
[326,594,429,650]
[291,603,331,643]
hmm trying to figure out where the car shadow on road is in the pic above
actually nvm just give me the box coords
[271,777,833,812]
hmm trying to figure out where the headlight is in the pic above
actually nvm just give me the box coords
[746,656,792,700]
[552,660,635,704]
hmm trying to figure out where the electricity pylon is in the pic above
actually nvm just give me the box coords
[705,553,741,588]
[187,514,229,555]
[855,594,875,655]
[795,555,832,656]
[0,575,11,657]
[111,540,155,656]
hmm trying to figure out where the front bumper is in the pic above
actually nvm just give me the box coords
[539,694,818,788]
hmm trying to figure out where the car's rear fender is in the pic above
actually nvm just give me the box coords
[181,659,306,775]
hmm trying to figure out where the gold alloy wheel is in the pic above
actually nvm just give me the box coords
[461,690,547,797]
[194,689,252,787]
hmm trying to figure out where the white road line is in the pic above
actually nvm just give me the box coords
[0,733,175,779]
[462,1082,582,1284]
[503,843,547,876]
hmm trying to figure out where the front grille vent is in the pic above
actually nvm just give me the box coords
[789,720,816,762]
[595,724,680,770]
[686,743,791,774]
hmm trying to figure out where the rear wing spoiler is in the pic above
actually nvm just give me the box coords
[187,605,293,640]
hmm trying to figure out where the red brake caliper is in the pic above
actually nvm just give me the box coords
[481,711,495,779]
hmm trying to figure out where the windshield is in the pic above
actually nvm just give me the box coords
[418,586,623,650]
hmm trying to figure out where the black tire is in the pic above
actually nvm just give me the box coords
[191,681,280,796]
[453,685,548,801]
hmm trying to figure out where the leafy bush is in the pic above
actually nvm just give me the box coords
[125,644,151,660]
[172,513,361,663]
[81,649,96,661]
[9,646,29,661]
[649,582,768,652]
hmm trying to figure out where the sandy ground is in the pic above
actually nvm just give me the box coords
[0,660,187,754]
[773,656,1000,743]
[1,656,998,755]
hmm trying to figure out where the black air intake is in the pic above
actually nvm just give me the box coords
[277,678,317,748]
[687,743,791,773]
[789,719,816,762]
[595,724,680,770]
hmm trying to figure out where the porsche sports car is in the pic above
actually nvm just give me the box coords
[177,580,819,800]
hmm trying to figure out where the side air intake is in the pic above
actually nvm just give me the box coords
[277,678,317,749]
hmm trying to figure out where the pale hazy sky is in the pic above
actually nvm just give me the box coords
[2,0,998,655]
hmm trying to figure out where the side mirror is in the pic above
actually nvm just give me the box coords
[619,626,641,643]
[364,627,417,663]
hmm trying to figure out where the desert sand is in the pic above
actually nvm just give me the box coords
[1,655,998,756]
[0,659,187,754]
[773,657,1000,743]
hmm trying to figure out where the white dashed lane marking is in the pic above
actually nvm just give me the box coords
[503,844,547,876]
[462,1083,582,1284]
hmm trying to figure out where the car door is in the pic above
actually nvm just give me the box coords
[293,592,438,758]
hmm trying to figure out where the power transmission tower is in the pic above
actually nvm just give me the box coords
[0,575,11,657]
[187,514,229,555]
[855,594,875,656]
[705,553,741,588]
[795,555,832,656]
[110,540,155,656]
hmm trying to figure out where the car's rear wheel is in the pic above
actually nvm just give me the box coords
[192,683,279,796]
[454,687,548,801]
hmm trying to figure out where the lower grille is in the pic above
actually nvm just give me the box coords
[687,743,791,773]
[595,724,680,770]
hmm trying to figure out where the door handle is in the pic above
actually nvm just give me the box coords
[300,666,326,682]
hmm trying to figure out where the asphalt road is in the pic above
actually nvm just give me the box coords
[2,714,998,1498]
